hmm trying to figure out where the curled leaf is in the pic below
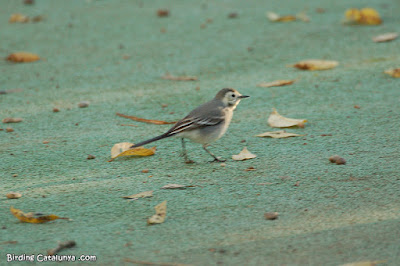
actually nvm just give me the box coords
[257,80,295,88]
[256,130,304,138]
[268,108,307,128]
[123,191,153,200]
[147,201,167,225]
[10,206,69,224]
[372,32,398,43]
[232,147,257,161]
[291,59,338,71]
[109,142,156,162]
[116,113,176,125]
[7,52,40,63]
[384,68,400,78]
[2,118,23,123]
[344,8,382,25]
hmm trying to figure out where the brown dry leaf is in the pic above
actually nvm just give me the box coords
[268,108,307,128]
[344,8,382,25]
[161,74,198,81]
[2,118,23,123]
[232,147,257,161]
[123,190,153,200]
[116,112,176,125]
[257,80,295,88]
[147,201,167,225]
[384,68,400,78]
[256,130,304,138]
[340,261,387,266]
[109,142,156,162]
[9,13,29,23]
[6,52,40,63]
[161,184,187,189]
[372,32,398,43]
[10,206,69,224]
[291,59,338,71]
[6,192,22,199]
[266,12,296,22]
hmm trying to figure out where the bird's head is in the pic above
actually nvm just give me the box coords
[216,88,249,109]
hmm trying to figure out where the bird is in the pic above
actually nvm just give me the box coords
[130,88,249,163]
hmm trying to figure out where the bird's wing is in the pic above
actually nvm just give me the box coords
[166,114,224,136]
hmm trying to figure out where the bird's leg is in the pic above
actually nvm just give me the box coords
[203,144,226,163]
[181,138,194,164]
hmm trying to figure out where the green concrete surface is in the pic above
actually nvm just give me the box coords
[1,0,400,265]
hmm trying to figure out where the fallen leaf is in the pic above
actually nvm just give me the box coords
[257,80,295,88]
[2,118,23,123]
[256,130,304,138]
[373,32,398,43]
[268,108,307,128]
[290,59,338,71]
[147,201,167,225]
[6,128,14,133]
[78,101,89,108]
[32,15,45,22]
[6,52,40,63]
[109,142,156,162]
[6,192,22,199]
[266,12,296,22]
[244,167,256,171]
[9,13,29,23]
[340,261,387,266]
[123,191,153,200]
[161,184,188,189]
[344,8,382,25]
[161,74,198,81]
[116,113,176,125]
[232,147,257,161]
[10,206,69,224]
[384,68,400,78]
[329,155,346,165]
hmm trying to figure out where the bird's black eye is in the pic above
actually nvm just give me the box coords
[232,94,236,97]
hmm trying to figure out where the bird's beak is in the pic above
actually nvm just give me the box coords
[238,95,249,99]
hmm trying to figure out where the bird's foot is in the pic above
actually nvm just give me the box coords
[209,157,226,163]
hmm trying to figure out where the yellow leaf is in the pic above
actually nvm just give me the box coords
[10,206,68,224]
[232,147,257,161]
[147,201,167,225]
[123,191,153,200]
[291,59,338,71]
[384,68,400,78]
[256,130,304,138]
[372,32,398,43]
[6,52,40,63]
[268,108,307,128]
[109,142,156,162]
[344,8,382,25]
[267,12,296,22]
[340,260,387,266]
[257,80,295,88]
[9,13,29,23]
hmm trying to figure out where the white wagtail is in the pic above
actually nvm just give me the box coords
[130,88,249,163]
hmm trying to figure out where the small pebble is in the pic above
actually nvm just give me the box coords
[6,127,14,133]
[87,154,96,160]
[220,163,226,167]
[78,101,89,108]
[264,212,279,220]
[53,107,60,112]
[228,12,238,18]
[329,155,346,165]
[42,141,49,144]
[142,169,149,173]
[12,174,18,177]
[354,105,361,109]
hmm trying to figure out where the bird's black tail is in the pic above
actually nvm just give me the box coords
[130,133,171,148]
